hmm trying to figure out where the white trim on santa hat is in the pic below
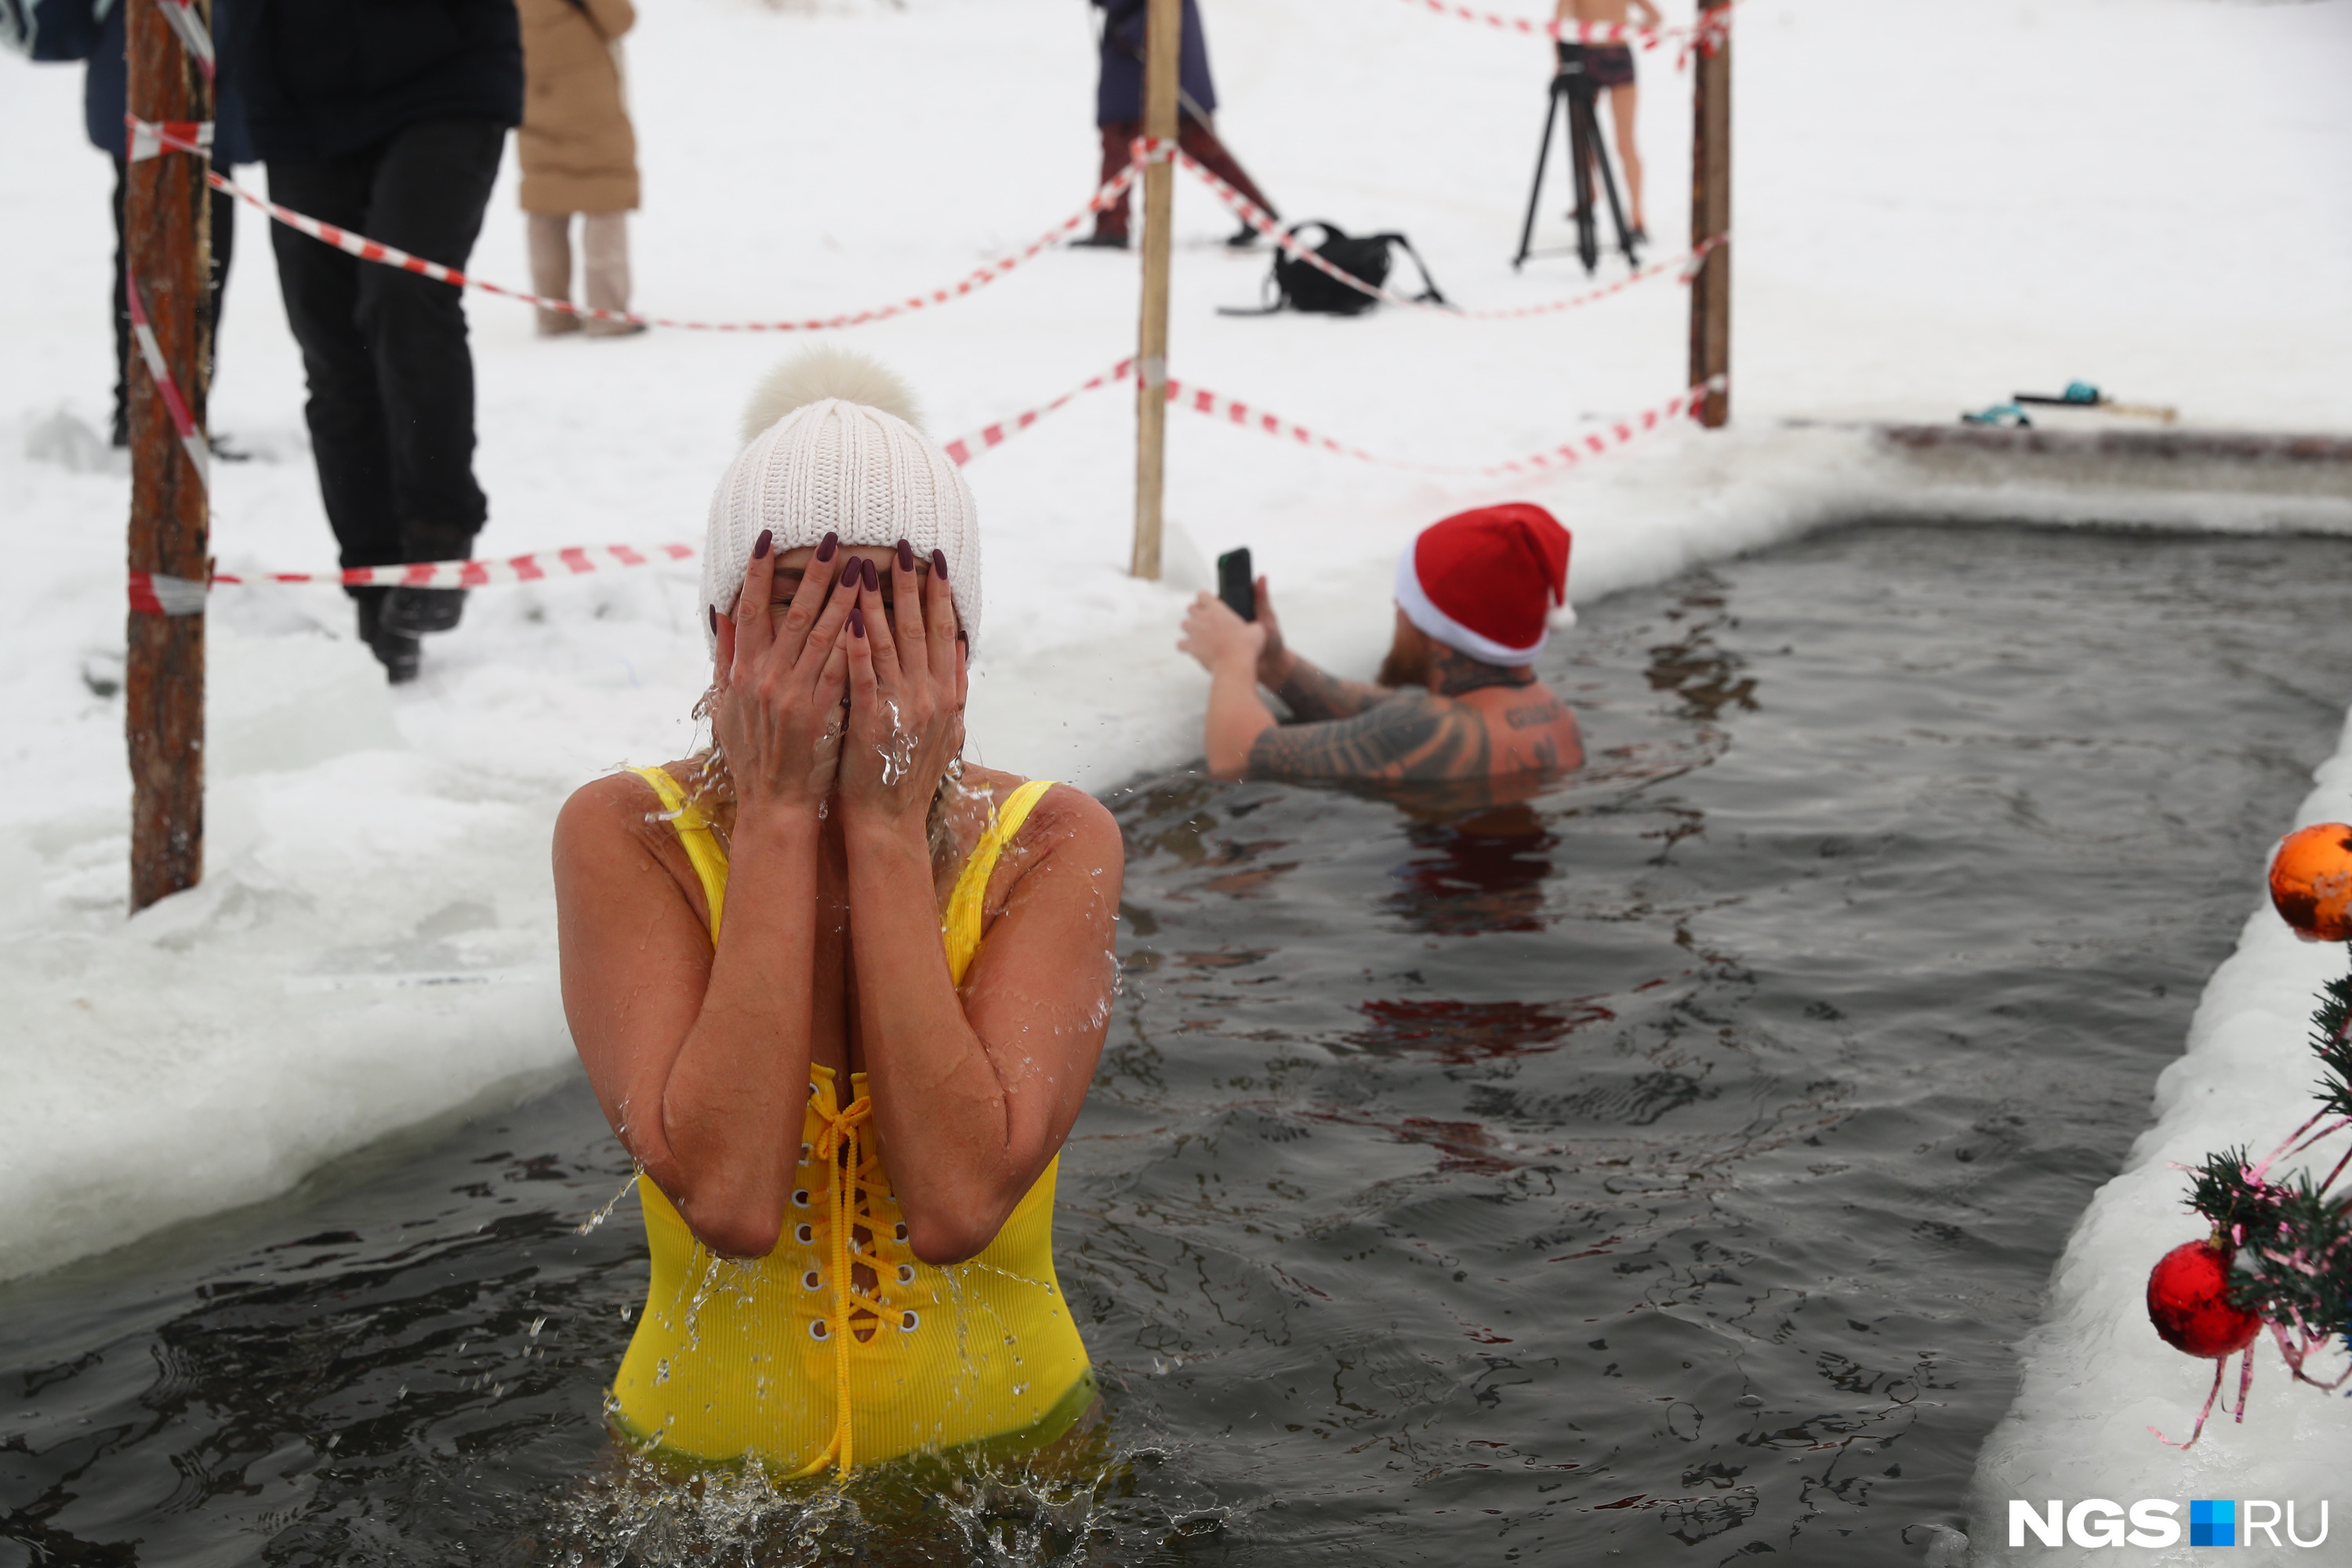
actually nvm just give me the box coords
[1395,546,1563,666]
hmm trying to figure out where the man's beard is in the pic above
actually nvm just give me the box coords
[1377,637,1427,690]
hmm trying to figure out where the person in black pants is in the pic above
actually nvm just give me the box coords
[234,0,521,682]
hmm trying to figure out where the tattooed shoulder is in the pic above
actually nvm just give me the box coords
[1247,693,1493,782]
[1504,697,1566,731]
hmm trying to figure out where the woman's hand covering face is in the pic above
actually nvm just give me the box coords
[837,543,968,827]
[711,531,859,815]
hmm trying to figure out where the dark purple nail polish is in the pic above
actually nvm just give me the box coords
[815,532,837,563]
[708,604,717,634]
[896,539,914,572]
[863,557,880,591]
[955,630,967,647]
[931,548,949,583]
[848,608,866,638]
[752,529,771,561]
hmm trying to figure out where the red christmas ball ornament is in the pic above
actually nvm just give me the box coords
[2147,1239,2262,1359]
[2267,823,2352,942]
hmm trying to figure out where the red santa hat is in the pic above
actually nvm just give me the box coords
[1392,503,1574,666]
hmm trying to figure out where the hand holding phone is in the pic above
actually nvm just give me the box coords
[1217,548,1255,621]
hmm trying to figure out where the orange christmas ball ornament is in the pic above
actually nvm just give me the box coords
[2147,1240,2261,1359]
[2268,823,2352,942]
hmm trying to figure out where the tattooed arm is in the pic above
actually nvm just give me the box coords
[1243,576,1392,720]
[1246,691,1494,782]
[1182,583,1432,776]
[1264,651,1393,722]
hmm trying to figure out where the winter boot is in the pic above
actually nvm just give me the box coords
[356,590,421,684]
[579,216,644,334]
[381,522,475,637]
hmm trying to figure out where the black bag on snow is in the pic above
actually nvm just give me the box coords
[1225,220,1448,317]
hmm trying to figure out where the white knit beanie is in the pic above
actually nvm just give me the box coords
[702,346,982,653]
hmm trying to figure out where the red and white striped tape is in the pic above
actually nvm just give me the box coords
[133,119,1152,335]
[118,103,1709,609]
[136,118,1704,332]
[1163,372,1725,477]
[128,118,210,163]
[940,358,1138,466]
[129,543,698,616]
[127,572,209,617]
[122,268,209,491]
[1177,147,1726,319]
[120,100,216,610]
[216,541,698,589]
[129,365,1715,612]
[935,351,1720,478]
[119,116,214,496]
[1398,0,1735,52]
[158,0,216,82]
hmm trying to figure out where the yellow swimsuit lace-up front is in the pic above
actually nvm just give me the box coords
[610,767,1098,1475]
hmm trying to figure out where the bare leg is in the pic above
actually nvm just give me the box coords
[526,212,579,336]
[1608,82,1644,234]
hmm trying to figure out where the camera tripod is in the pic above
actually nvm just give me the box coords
[1512,43,1641,274]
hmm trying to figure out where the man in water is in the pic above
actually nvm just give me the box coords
[1177,504,1585,783]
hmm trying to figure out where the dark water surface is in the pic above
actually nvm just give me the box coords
[6,524,2350,1566]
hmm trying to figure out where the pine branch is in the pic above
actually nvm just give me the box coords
[2231,1178,2352,1334]
[2187,1149,2281,1239]
[2308,950,2352,1123]
[2186,1152,2352,1334]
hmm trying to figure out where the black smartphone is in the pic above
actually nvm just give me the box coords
[1216,547,1255,621]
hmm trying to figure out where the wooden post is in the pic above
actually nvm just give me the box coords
[1129,0,1181,579]
[125,0,212,912]
[1688,0,1730,428]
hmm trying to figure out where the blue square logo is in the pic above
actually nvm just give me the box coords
[2190,1499,2236,1547]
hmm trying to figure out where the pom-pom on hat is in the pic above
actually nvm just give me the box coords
[701,345,982,653]
[1392,503,1573,666]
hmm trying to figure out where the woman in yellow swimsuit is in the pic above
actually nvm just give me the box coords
[553,350,1123,1478]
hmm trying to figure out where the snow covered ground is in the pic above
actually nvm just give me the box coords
[1969,734,2352,1563]
[2,0,2349,1541]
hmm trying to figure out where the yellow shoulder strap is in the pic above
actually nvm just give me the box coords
[630,765,731,940]
[942,779,1058,985]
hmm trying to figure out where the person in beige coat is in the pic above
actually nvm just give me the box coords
[518,0,644,336]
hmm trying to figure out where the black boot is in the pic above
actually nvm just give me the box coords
[356,589,421,684]
[381,522,475,637]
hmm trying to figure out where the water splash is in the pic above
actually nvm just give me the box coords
[678,1250,760,1355]
[878,701,917,788]
[579,1167,645,1236]
[549,1436,1238,1567]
